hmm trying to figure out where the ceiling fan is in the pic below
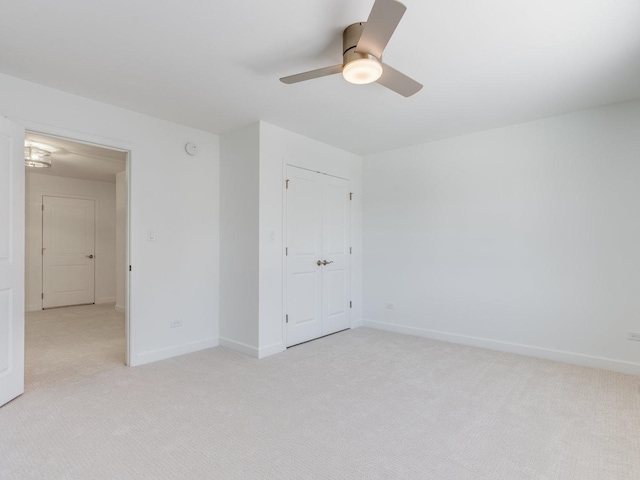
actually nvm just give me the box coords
[280,0,422,97]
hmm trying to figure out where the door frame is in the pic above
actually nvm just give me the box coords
[282,164,352,348]
[40,194,97,309]
[16,117,133,366]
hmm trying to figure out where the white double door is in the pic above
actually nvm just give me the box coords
[286,166,351,347]
[42,196,95,309]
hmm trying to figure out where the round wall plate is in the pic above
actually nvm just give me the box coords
[185,142,198,156]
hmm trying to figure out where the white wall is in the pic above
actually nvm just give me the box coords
[25,173,117,311]
[363,100,640,375]
[219,122,260,353]
[0,73,220,366]
[115,170,126,313]
[219,121,363,358]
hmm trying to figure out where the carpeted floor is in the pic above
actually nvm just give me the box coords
[1,305,639,479]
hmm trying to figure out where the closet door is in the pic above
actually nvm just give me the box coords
[321,175,350,335]
[286,166,351,347]
[286,167,323,346]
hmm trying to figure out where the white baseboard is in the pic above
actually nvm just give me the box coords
[259,342,285,359]
[25,304,40,312]
[219,337,259,358]
[96,297,116,305]
[351,319,364,328]
[114,304,125,313]
[131,337,219,366]
[363,319,640,376]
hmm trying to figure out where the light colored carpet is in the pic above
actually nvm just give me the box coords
[1,305,639,479]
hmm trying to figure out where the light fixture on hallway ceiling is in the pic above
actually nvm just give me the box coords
[24,141,53,168]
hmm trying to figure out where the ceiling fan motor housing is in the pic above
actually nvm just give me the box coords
[343,22,380,66]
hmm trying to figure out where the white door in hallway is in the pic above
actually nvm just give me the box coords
[42,196,95,308]
[0,117,25,407]
[286,166,351,347]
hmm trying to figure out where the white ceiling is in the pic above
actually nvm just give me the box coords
[25,132,126,183]
[2,0,640,155]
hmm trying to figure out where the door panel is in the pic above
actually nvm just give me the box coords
[286,167,322,346]
[286,166,350,346]
[323,182,349,256]
[291,272,320,325]
[321,175,350,335]
[42,196,95,308]
[0,117,24,407]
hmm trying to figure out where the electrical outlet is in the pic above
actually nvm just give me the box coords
[385,303,395,310]
[170,320,183,328]
[628,331,640,342]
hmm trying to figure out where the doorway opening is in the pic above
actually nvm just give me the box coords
[23,131,130,384]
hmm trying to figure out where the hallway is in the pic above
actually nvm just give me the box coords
[25,304,125,392]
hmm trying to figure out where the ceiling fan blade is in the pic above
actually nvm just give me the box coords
[280,65,343,84]
[377,63,423,97]
[355,0,407,58]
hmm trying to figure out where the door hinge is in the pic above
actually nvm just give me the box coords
[42,247,45,255]
[285,247,288,256]
[349,192,353,200]
[286,314,289,323]
[350,301,352,309]
[129,265,132,271]
[286,179,289,189]
[41,204,44,211]
[41,293,44,299]
[350,247,352,254]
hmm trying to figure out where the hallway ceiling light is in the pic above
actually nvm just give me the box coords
[24,142,52,168]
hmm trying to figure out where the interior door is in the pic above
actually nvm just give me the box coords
[42,196,95,309]
[0,117,25,407]
[286,166,351,347]
[321,175,351,335]
[286,167,323,346]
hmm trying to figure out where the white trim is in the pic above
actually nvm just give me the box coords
[363,319,640,376]
[258,342,285,359]
[351,319,364,328]
[114,304,125,313]
[281,156,287,355]
[219,337,259,358]
[131,337,219,366]
[96,297,116,305]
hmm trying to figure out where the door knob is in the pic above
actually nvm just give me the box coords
[321,260,333,266]
[86,254,94,259]
[317,260,322,266]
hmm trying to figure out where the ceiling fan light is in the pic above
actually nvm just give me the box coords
[342,58,383,85]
